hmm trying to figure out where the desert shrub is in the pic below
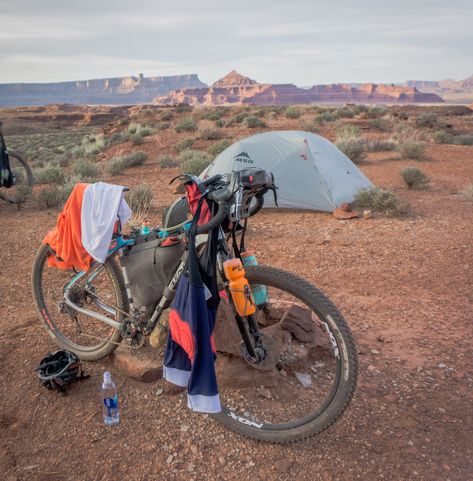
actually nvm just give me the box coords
[128,123,155,137]
[175,117,198,133]
[180,149,211,175]
[118,118,130,126]
[35,185,69,209]
[33,163,64,184]
[175,137,195,153]
[461,185,473,202]
[336,124,361,138]
[400,167,430,190]
[139,127,154,137]
[353,187,408,215]
[284,106,301,119]
[244,116,266,128]
[200,128,223,140]
[160,111,174,121]
[453,134,473,146]
[335,107,355,119]
[300,121,319,133]
[106,151,148,175]
[233,112,249,124]
[366,139,398,152]
[433,130,454,144]
[156,122,170,130]
[80,134,106,155]
[125,184,154,213]
[72,158,100,181]
[315,111,336,123]
[416,113,437,128]
[175,104,193,113]
[369,119,391,131]
[397,141,426,160]
[208,139,231,157]
[130,133,144,145]
[336,138,368,164]
[215,119,227,128]
[157,155,178,168]
[200,110,222,121]
[352,105,368,115]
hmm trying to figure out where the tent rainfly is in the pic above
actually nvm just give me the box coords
[201,131,373,212]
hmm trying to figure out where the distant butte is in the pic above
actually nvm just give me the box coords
[153,71,444,106]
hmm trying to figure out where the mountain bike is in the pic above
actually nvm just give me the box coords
[31,170,358,443]
[0,121,34,205]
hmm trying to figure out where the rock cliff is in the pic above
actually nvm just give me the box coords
[405,74,473,103]
[0,73,206,106]
[153,72,443,106]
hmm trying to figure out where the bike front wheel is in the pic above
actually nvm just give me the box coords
[213,265,358,443]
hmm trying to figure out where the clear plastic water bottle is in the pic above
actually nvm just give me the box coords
[101,371,119,426]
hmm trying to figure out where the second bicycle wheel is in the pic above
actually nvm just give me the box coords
[0,150,34,204]
[212,265,358,443]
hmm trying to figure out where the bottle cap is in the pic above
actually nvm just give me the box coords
[103,371,112,383]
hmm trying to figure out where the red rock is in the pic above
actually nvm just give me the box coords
[153,71,444,106]
[110,347,163,382]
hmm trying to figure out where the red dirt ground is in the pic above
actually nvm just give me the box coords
[0,106,472,481]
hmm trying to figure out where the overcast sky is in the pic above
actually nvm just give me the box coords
[0,0,471,85]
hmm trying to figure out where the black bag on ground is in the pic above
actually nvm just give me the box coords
[119,234,185,317]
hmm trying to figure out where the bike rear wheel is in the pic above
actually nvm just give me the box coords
[0,150,34,204]
[32,244,127,360]
[212,265,358,443]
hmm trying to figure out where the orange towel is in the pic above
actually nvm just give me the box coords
[42,183,93,271]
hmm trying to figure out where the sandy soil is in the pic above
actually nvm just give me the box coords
[0,106,472,481]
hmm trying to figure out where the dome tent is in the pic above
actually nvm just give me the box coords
[201,131,373,212]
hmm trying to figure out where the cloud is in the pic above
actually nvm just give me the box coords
[0,0,471,85]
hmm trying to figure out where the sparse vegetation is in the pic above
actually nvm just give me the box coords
[180,149,211,175]
[106,151,148,176]
[208,139,231,157]
[72,158,100,181]
[353,187,408,215]
[243,116,266,128]
[336,138,368,163]
[200,128,223,140]
[416,113,438,128]
[284,106,301,119]
[175,137,195,153]
[453,134,473,146]
[33,163,64,184]
[160,111,173,121]
[433,130,454,144]
[397,141,426,160]
[315,111,337,123]
[366,139,398,152]
[157,155,178,168]
[35,185,70,209]
[401,167,431,190]
[125,184,154,215]
[130,133,144,145]
[335,126,367,164]
[175,117,198,133]
[175,104,193,113]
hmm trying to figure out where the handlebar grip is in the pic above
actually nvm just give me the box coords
[249,194,264,217]
[195,201,228,235]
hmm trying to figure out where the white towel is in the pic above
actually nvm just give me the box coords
[81,182,132,263]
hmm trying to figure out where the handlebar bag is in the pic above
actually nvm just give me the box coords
[119,236,185,319]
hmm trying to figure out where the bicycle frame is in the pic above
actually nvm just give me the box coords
[62,223,265,362]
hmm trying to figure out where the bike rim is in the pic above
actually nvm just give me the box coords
[38,253,121,351]
[0,154,33,204]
